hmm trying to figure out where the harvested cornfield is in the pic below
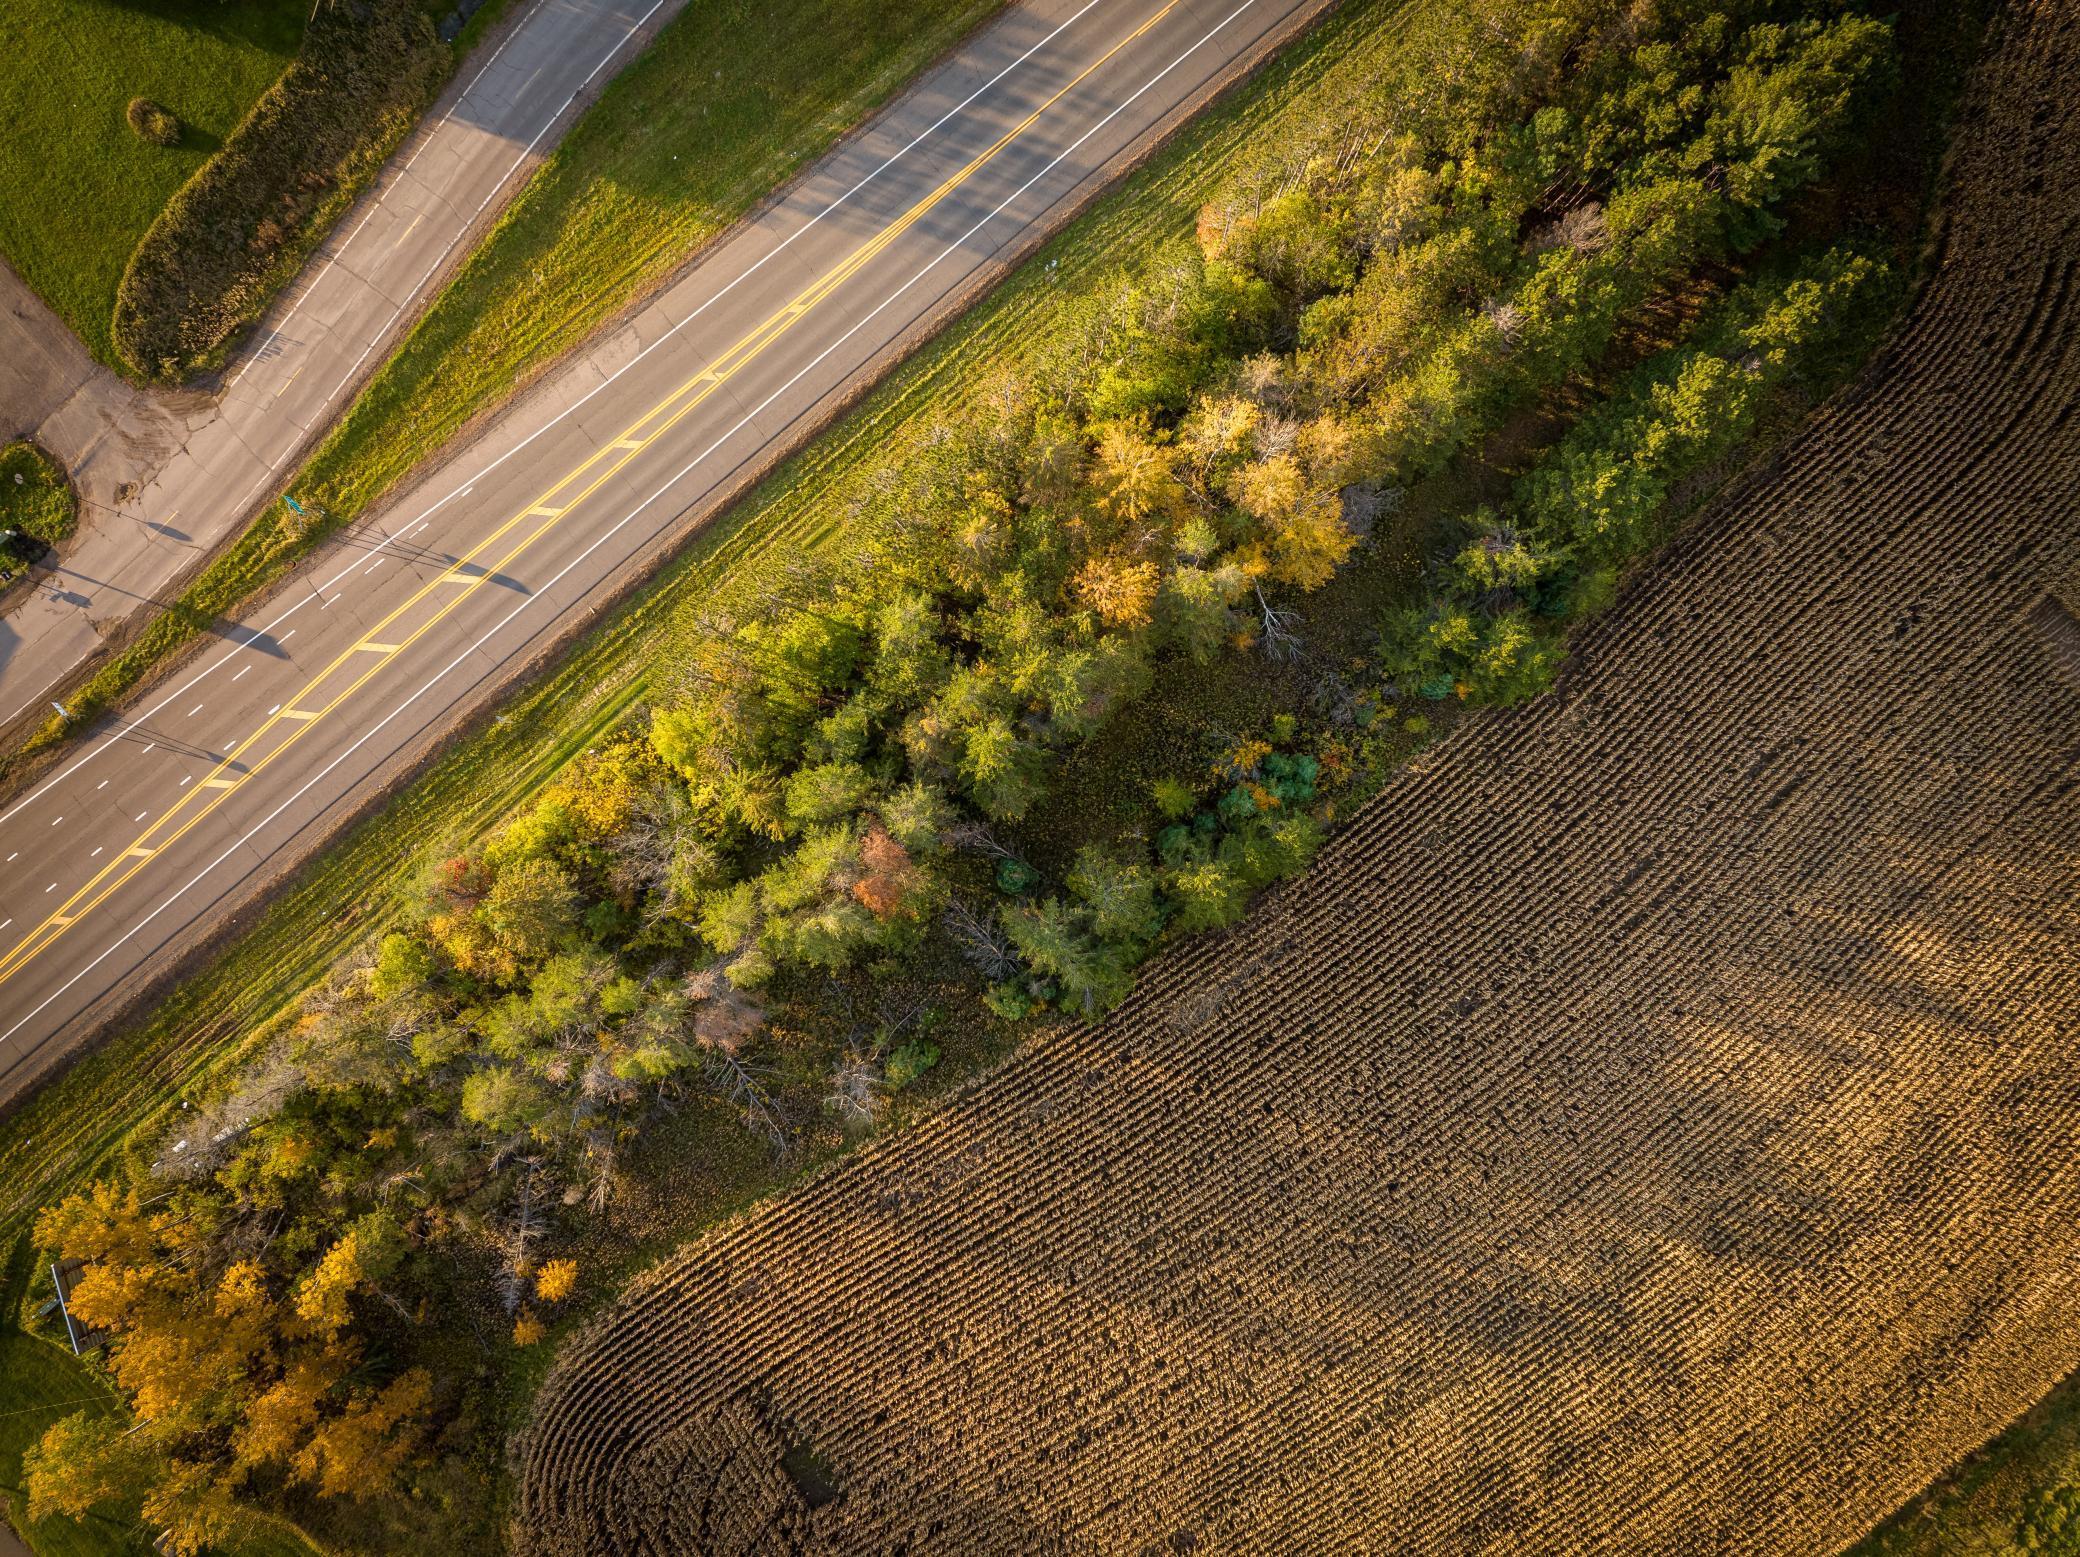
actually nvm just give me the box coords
[515,2,2080,1549]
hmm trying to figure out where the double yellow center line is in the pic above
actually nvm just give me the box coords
[0,0,1183,991]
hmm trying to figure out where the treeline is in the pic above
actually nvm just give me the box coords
[23,2,1904,1547]
[1387,244,1893,703]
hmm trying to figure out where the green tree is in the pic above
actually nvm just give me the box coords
[1000,898,1133,1016]
[1068,846,1164,949]
[480,855,578,967]
[1164,858,1249,933]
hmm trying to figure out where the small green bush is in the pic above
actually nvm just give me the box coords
[125,97,182,147]
[1150,777,1198,821]
[883,1039,940,1090]
[994,857,1040,896]
[0,441,76,549]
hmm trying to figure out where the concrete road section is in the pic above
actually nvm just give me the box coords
[0,0,1330,1109]
[0,0,684,730]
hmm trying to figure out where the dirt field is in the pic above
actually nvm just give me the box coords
[514,2,2080,1549]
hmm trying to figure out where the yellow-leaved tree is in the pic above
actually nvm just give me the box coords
[26,1187,432,1554]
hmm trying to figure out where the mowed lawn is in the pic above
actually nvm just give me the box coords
[0,0,305,367]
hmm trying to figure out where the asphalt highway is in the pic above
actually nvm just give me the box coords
[0,0,1329,1107]
[0,0,678,729]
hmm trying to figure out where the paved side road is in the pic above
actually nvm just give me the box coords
[0,0,683,730]
[0,0,1332,1108]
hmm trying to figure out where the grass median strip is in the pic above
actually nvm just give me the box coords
[5,0,1000,773]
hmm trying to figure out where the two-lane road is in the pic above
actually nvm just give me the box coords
[0,0,680,728]
[0,0,1331,1107]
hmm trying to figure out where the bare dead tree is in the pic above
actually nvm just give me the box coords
[942,896,1017,982]
[943,819,1035,875]
[1481,298,1526,349]
[499,1162,544,1316]
[1308,670,1365,728]
[1533,200,1609,255]
[704,1048,790,1156]
[1254,584,1305,663]
[1252,415,1303,461]
[685,966,766,1054]
[1340,482,1399,540]
[825,1045,885,1131]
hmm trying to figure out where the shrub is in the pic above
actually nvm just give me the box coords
[1,442,77,579]
[884,1039,941,1090]
[1151,776,1198,821]
[125,97,182,147]
[995,857,1041,896]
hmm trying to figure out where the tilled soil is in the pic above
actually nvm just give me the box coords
[514,3,2080,1550]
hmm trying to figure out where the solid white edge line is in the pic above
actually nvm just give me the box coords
[0,0,1105,834]
[213,0,677,531]
[225,0,554,392]
[0,0,1258,1060]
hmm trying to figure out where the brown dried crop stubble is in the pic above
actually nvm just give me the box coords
[514,3,2080,1550]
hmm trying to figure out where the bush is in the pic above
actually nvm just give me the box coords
[884,1039,940,1090]
[125,97,182,148]
[112,0,447,381]
[1,442,77,579]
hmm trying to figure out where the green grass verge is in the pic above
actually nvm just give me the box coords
[1848,1371,2080,1557]
[0,1331,145,1557]
[0,1236,137,1557]
[3,0,1000,772]
[0,442,76,591]
[0,0,306,368]
[294,0,1006,521]
[112,0,450,383]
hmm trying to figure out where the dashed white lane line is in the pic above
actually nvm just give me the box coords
[0,920,10,932]
[224,0,546,392]
[96,780,108,790]
[8,0,1163,975]
[227,0,677,568]
[178,776,191,788]
[4,853,15,863]
[135,813,148,823]
[50,817,61,826]
[201,0,621,531]
[139,744,154,755]
[188,705,204,718]
[90,847,103,859]
[44,883,54,893]
[0,0,1259,1060]
[0,3,1102,836]
[233,666,251,682]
